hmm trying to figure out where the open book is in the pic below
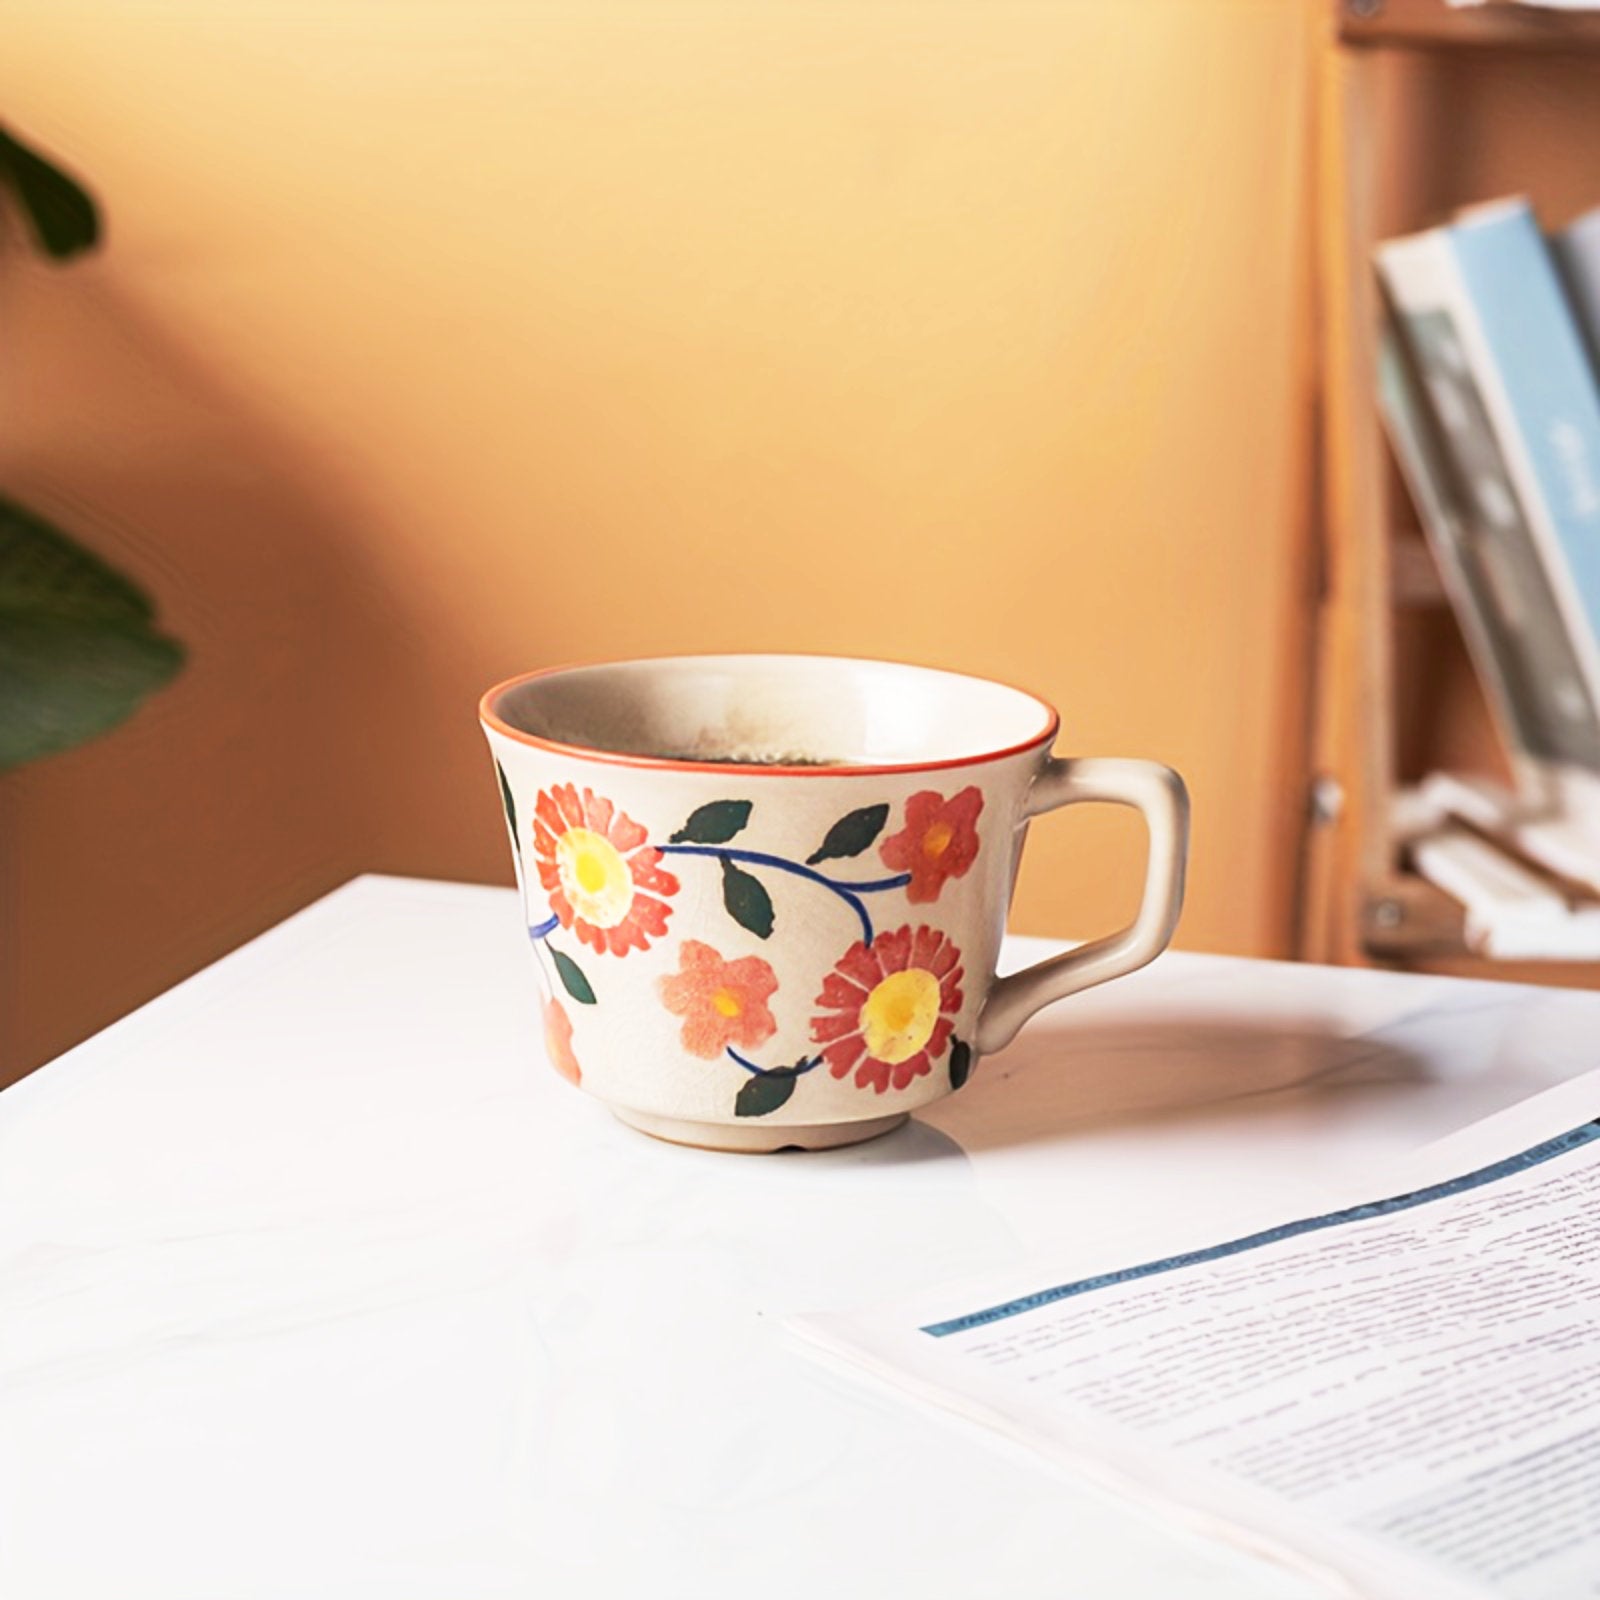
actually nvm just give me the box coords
[791,1071,1600,1599]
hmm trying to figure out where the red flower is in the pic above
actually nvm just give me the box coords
[531,783,679,956]
[659,940,779,1060]
[810,925,964,1094]
[543,998,582,1085]
[879,786,984,903]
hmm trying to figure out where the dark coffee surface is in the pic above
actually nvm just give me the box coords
[648,749,845,767]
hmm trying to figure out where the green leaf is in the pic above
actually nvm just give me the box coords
[0,617,183,769]
[721,857,774,939]
[948,1038,972,1090]
[807,802,890,864]
[735,1069,799,1118]
[551,948,597,1004]
[670,799,752,844]
[0,496,184,768]
[496,761,519,852]
[0,127,100,260]
[0,495,155,623]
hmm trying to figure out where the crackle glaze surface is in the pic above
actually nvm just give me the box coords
[482,729,1044,1133]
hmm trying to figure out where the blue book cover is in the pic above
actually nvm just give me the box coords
[1446,201,1600,662]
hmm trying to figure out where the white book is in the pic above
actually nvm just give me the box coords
[1410,821,1600,957]
[1376,200,1600,881]
[1553,206,1600,376]
[792,1073,1600,1599]
[1376,320,1592,776]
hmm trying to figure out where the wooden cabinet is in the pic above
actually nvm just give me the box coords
[1301,0,1600,987]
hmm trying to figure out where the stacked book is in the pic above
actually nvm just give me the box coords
[1376,197,1600,956]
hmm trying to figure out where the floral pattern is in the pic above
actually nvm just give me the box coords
[531,783,679,956]
[659,940,779,1060]
[878,786,984,904]
[809,925,964,1095]
[542,998,583,1085]
[498,766,989,1119]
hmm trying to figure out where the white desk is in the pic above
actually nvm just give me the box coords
[5,875,1598,1599]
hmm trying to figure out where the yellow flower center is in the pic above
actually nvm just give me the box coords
[711,988,742,1019]
[922,821,955,859]
[555,827,633,928]
[860,967,941,1064]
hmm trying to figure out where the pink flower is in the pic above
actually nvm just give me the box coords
[878,787,983,903]
[659,940,780,1060]
[543,999,582,1086]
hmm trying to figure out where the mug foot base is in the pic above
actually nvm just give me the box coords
[611,1106,909,1154]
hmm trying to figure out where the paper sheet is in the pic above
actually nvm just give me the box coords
[792,1070,1600,1599]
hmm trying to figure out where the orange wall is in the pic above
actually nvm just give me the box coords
[0,1,1315,1078]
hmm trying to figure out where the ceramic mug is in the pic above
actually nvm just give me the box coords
[480,655,1189,1152]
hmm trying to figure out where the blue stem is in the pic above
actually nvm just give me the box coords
[726,1047,824,1078]
[827,872,914,893]
[529,914,559,940]
[655,843,909,946]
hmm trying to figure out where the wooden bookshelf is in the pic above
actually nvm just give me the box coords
[1299,0,1600,987]
[1342,0,1600,53]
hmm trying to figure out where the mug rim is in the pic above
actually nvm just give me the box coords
[479,652,1060,777]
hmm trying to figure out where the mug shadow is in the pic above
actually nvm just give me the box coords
[781,1010,1436,1173]
[925,1014,1436,1154]
[802,1115,970,1169]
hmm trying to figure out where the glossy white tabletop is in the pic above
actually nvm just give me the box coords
[5,875,1599,1600]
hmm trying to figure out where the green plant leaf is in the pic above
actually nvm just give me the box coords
[0,495,154,623]
[735,1069,799,1118]
[948,1038,972,1090]
[0,496,184,768]
[0,127,100,260]
[551,948,596,1004]
[721,857,774,938]
[496,761,519,852]
[670,799,752,844]
[807,802,890,864]
[0,617,183,769]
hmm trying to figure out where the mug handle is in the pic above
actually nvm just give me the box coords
[974,757,1190,1056]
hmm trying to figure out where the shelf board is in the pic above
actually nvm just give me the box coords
[1361,873,1469,955]
[1341,0,1600,52]
[1396,951,1600,986]
[1360,872,1600,986]
[1391,532,1448,607]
